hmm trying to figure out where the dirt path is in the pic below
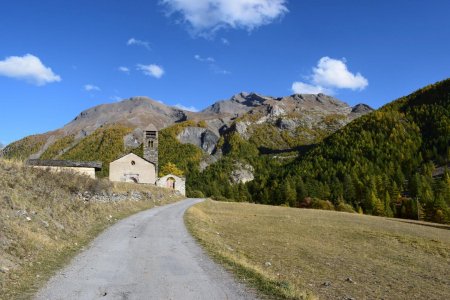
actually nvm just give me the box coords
[35,198,257,300]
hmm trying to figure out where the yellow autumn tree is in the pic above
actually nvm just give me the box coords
[159,162,184,177]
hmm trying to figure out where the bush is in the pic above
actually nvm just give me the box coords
[336,201,356,213]
[211,195,230,202]
[188,190,205,198]
[311,198,335,211]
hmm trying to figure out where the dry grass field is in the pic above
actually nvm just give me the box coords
[185,200,450,300]
[0,159,183,299]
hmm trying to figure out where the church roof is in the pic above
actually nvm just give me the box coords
[144,123,158,131]
[111,153,155,165]
[27,159,102,170]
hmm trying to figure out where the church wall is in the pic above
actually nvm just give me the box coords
[109,154,156,184]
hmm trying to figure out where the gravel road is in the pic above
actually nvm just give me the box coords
[35,198,257,300]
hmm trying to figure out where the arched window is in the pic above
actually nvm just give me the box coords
[131,160,136,166]
[148,140,154,148]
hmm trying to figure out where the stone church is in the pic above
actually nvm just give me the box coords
[109,124,185,195]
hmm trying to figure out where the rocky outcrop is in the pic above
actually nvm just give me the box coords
[177,127,220,154]
[230,162,254,184]
[351,103,374,115]
[276,118,298,130]
[202,92,270,115]
[123,128,144,148]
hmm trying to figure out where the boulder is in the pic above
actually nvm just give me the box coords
[230,162,254,184]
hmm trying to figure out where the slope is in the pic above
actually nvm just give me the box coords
[247,79,450,222]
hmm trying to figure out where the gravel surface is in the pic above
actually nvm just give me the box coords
[35,198,257,300]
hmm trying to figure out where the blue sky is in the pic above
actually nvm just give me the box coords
[0,0,449,145]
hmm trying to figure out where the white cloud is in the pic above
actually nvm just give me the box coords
[173,103,199,112]
[291,82,329,95]
[0,54,61,86]
[84,84,101,92]
[194,54,215,62]
[118,66,130,73]
[110,95,123,102]
[194,54,230,75]
[136,64,165,78]
[221,37,230,45]
[291,57,368,95]
[312,57,368,90]
[127,38,151,50]
[160,0,288,35]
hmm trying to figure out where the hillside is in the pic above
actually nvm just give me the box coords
[186,200,450,300]
[0,92,370,179]
[246,79,450,222]
[0,159,182,299]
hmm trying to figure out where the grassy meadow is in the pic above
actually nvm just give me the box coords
[185,200,450,299]
[0,159,183,299]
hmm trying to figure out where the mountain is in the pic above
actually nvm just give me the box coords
[1,92,371,163]
[190,79,450,223]
[2,80,448,223]
[63,96,191,137]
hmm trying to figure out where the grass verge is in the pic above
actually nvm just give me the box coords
[185,200,450,300]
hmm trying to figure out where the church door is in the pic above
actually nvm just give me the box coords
[166,177,175,189]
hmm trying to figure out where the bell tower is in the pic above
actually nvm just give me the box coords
[143,124,158,174]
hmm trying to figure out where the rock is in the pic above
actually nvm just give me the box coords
[345,277,355,284]
[53,220,65,230]
[234,121,251,138]
[123,128,143,148]
[177,127,219,154]
[268,104,285,117]
[15,209,27,217]
[322,281,332,287]
[264,262,272,267]
[277,118,298,130]
[0,266,9,273]
[230,162,254,184]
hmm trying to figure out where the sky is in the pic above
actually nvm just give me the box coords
[0,0,449,145]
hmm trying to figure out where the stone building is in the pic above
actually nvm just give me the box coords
[156,174,186,196]
[109,153,156,184]
[109,124,186,195]
[26,159,102,179]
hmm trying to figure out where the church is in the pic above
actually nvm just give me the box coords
[109,124,185,195]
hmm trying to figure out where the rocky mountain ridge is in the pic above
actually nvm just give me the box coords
[1,92,373,162]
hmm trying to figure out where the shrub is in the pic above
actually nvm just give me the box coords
[188,190,205,198]
[311,198,335,211]
[336,201,356,213]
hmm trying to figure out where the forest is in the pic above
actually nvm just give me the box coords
[187,79,450,223]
